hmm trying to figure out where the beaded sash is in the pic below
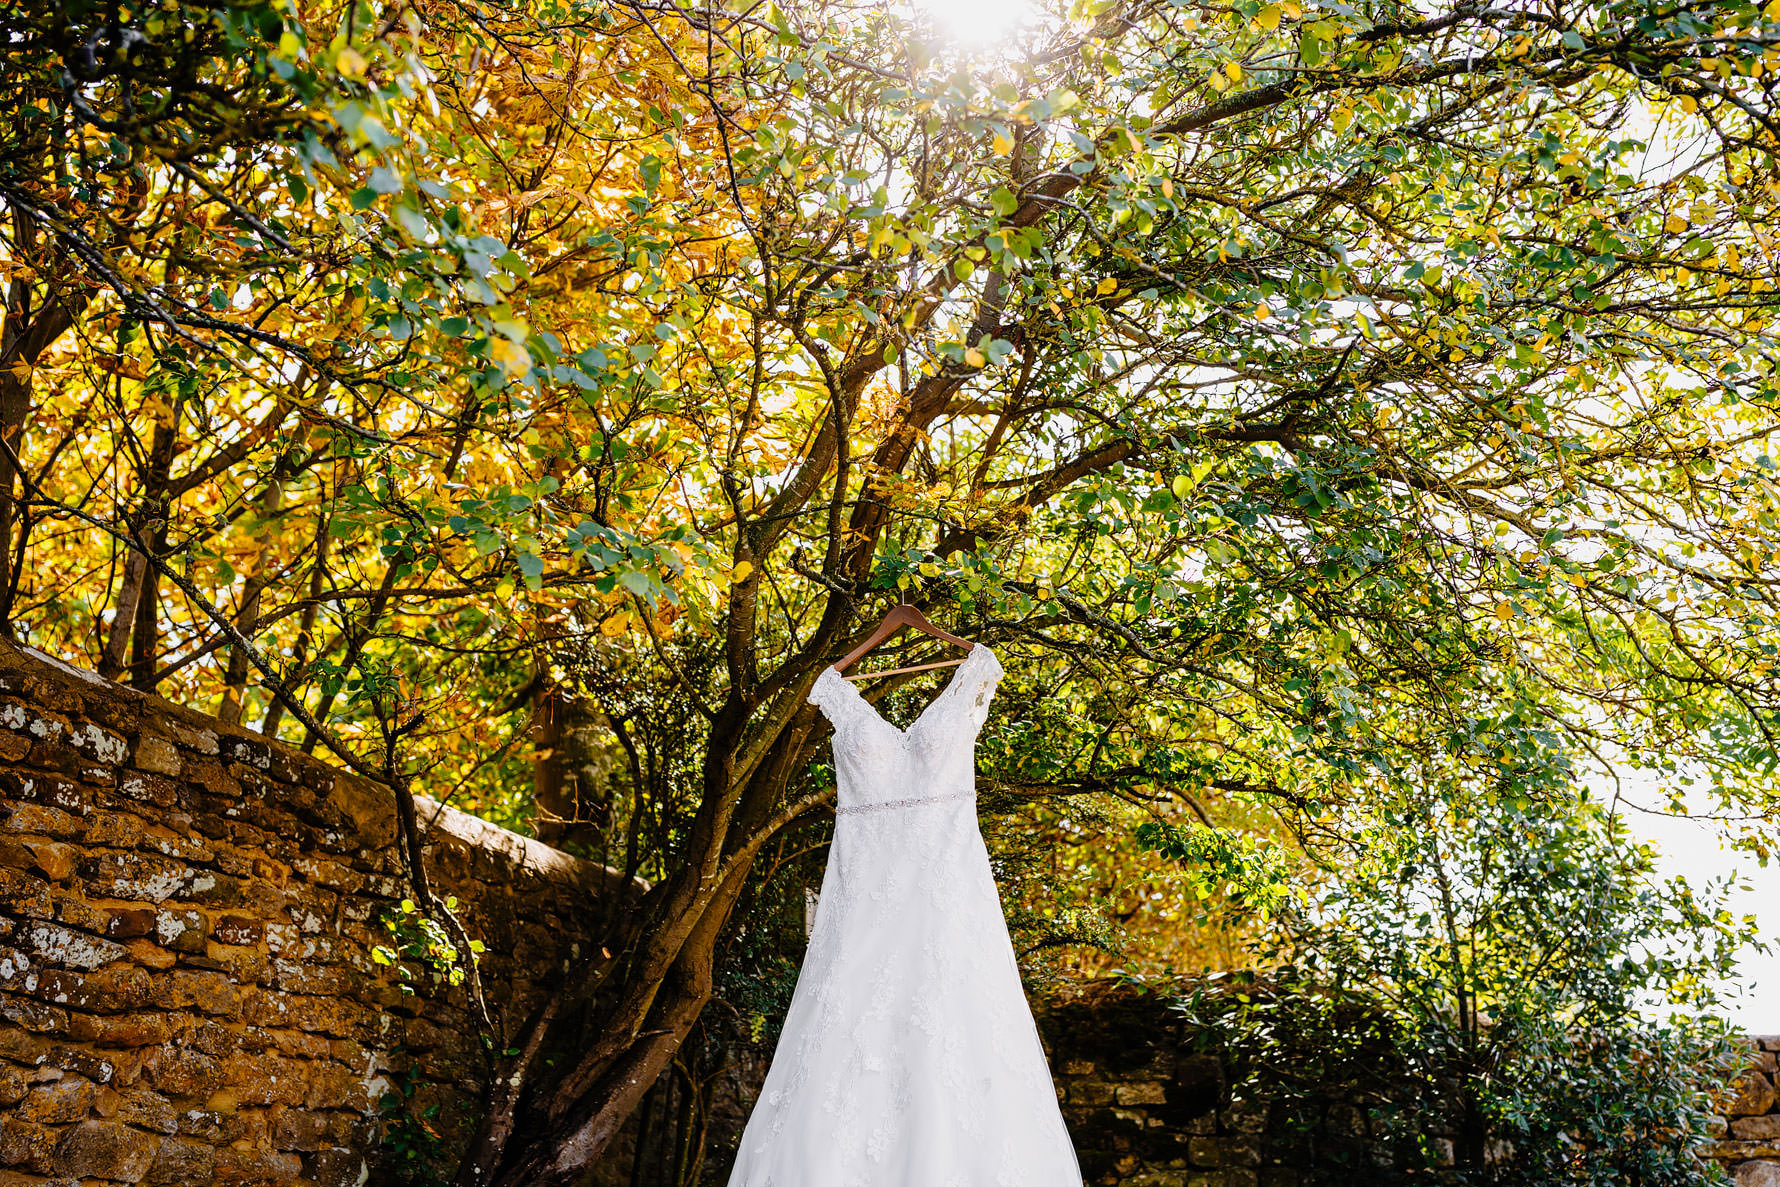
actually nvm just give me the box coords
[834,789,975,817]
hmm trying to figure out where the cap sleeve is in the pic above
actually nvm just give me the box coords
[964,645,1005,732]
[806,665,850,724]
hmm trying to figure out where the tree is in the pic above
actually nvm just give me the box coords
[1169,781,1754,1185]
[3,0,1779,1182]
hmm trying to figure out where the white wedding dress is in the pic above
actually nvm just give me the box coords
[727,643,1084,1187]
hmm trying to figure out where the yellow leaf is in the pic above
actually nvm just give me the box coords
[1333,106,1353,133]
[991,131,1015,155]
[1225,61,1243,81]
[336,47,367,79]
[1664,214,1689,235]
[1255,5,1282,29]
[964,347,986,368]
[489,336,532,378]
[731,560,754,582]
[1096,277,1118,295]
[1253,303,1271,320]
[1495,602,1513,622]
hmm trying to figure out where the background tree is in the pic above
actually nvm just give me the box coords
[1168,778,1753,1185]
[3,0,1779,1182]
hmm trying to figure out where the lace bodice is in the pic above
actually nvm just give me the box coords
[805,642,1004,815]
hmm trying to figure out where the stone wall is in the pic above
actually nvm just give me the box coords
[1722,1040,1780,1186]
[0,640,627,1186]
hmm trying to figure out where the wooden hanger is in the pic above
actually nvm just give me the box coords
[831,601,975,682]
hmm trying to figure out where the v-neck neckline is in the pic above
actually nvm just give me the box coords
[823,643,987,738]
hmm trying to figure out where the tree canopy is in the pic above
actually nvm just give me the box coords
[3,0,1778,1180]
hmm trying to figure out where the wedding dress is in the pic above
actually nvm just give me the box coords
[727,643,1084,1187]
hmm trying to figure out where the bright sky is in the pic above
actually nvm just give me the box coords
[1621,787,1777,1034]
[909,0,1036,46]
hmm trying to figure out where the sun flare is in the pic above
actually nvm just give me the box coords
[909,0,1037,47]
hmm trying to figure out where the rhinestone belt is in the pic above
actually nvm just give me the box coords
[835,790,975,816]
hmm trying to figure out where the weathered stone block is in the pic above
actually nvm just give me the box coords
[1072,1080,1117,1106]
[211,914,262,946]
[0,1065,26,1106]
[218,734,273,771]
[133,735,183,777]
[17,1076,96,1124]
[67,722,130,766]
[67,1010,174,1048]
[0,993,67,1034]
[272,1107,330,1152]
[149,968,243,1016]
[1118,1081,1169,1106]
[80,851,191,903]
[149,1048,220,1098]
[213,1144,302,1184]
[0,1115,57,1171]
[153,907,206,953]
[112,1088,178,1135]
[117,770,180,808]
[22,922,125,971]
[49,891,107,934]
[307,1146,368,1187]
[53,1119,160,1181]
[84,812,147,847]
[146,1136,215,1185]
[161,717,220,755]
[122,938,178,970]
[222,1051,308,1106]
[1731,1071,1780,1118]
[0,868,50,918]
[2,803,84,841]
[0,770,88,816]
[302,1062,362,1112]
[22,840,76,883]
[33,962,152,1012]
[1736,1161,1780,1187]
[183,757,241,801]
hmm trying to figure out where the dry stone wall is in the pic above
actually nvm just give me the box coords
[0,640,627,1186]
[1722,1040,1780,1186]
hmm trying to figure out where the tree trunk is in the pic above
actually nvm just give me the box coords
[127,524,165,689]
[451,680,825,1186]
[99,415,178,681]
[0,210,93,637]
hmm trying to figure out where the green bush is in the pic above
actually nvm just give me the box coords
[1168,789,1755,1185]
